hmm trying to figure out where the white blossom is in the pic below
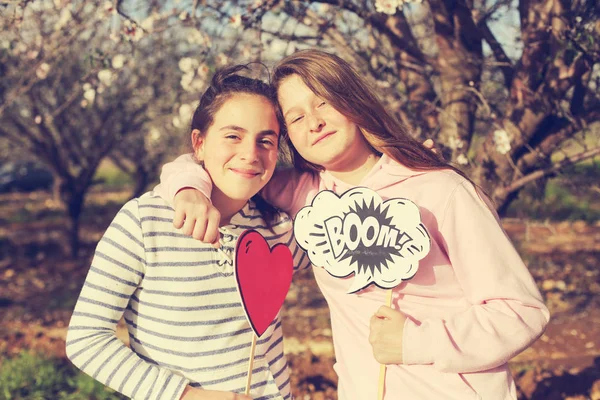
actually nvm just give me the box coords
[27,50,39,60]
[180,72,195,92]
[54,8,72,30]
[493,129,511,155]
[187,29,205,45]
[241,46,252,58]
[131,28,144,42]
[172,116,182,128]
[98,69,113,86]
[216,53,228,66]
[190,78,205,92]
[230,14,242,28]
[84,88,96,103]
[178,57,198,73]
[141,15,155,31]
[179,103,194,122]
[13,43,27,56]
[36,63,51,79]
[34,115,42,124]
[148,127,161,143]
[83,82,92,91]
[448,135,464,150]
[111,54,125,69]
[456,154,469,165]
[374,0,420,14]
[197,64,209,79]
[375,0,400,15]
[252,0,263,8]
[81,99,89,108]
[20,108,31,118]
[179,11,189,21]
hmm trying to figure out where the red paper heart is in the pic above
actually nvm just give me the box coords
[235,230,293,337]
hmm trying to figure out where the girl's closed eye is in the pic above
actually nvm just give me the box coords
[259,138,276,147]
[290,115,304,124]
[317,101,326,108]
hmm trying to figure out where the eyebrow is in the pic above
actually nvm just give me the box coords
[283,109,299,120]
[219,125,278,136]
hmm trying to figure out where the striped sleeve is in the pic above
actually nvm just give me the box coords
[66,199,189,400]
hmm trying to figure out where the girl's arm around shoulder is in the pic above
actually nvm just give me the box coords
[260,166,320,216]
[66,199,190,400]
[155,153,319,216]
[155,153,213,206]
[402,179,550,373]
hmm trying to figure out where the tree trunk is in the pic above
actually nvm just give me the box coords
[431,0,483,158]
[132,166,149,199]
[60,179,86,258]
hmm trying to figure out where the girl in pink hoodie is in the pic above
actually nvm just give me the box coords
[156,50,549,400]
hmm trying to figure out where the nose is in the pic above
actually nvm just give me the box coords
[239,140,259,162]
[308,111,325,132]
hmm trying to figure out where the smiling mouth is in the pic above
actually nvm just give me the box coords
[312,131,336,146]
[230,168,261,178]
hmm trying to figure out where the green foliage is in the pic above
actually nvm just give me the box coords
[93,162,133,189]
[0,352,126,400]
[506,163,600,222]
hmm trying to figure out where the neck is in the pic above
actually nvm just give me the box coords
[211,188,247,227]
[326,151,380,185]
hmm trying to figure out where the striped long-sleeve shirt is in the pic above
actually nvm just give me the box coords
[66,192,310,400]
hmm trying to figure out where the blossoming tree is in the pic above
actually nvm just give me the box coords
[134,0,599,213]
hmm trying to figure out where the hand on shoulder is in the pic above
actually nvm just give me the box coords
[173,188,221,247]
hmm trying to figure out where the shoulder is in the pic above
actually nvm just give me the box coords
[114,192,175,231]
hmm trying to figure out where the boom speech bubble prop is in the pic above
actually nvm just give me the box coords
[294,187,430,293]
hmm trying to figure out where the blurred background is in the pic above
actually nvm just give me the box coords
[0,0,599,399]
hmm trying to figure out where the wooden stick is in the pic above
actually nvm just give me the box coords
[377,289,394,400]
[245,334,257,395]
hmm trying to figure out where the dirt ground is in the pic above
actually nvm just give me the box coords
[1,191,599,399]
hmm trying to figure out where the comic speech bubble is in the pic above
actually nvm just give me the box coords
[294,187,430,293]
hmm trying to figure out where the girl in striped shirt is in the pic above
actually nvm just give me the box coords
[66,65,308,400]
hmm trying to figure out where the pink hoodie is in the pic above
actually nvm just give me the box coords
[156,154,549,400]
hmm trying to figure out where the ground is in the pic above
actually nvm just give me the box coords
[0,190,599,399]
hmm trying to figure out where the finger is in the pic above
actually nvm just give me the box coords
[191,217,209,241]
[173,208,185,229]
[181,215,196,237]
[374,305,398,319]
[204,210,221,247]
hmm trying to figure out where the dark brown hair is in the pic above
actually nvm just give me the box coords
[272,50,473,183]
[190,64,283,226]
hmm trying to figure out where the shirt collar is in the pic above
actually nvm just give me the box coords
[319,154,426,192]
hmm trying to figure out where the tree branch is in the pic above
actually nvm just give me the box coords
[495,147,600,198]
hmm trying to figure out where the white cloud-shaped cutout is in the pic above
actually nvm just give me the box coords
[294,187,430,293]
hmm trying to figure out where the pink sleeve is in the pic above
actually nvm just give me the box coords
[154,153,320,216]
[402,181,549,373]
[153,153,213,206]
[261,168,320,217]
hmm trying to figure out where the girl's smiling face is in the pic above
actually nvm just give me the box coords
[277,74,373,173]
[193,93,280,214]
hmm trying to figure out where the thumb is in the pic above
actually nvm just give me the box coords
[374,305,398,320]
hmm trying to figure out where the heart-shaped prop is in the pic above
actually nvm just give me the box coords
[235,229,293,337]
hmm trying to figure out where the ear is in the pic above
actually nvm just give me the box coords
[191,129,205,161]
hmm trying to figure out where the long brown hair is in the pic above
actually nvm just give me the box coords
[272,50,473,183]
[191,64,283,226]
